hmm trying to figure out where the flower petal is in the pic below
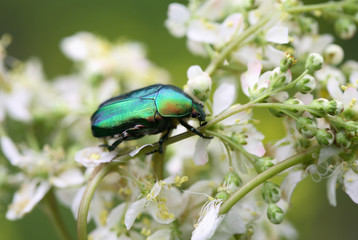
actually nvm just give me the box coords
[213,79,236,116]
[343,169,358,204]
[125,198,146,230]
[266,26,289,44]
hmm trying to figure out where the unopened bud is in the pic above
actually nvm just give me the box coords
[336,131,351,148]
[305,53,324,73]
[254,157,274,173]
[262,182,281,203]
[310,98,329,117]
[323,44,344,65]
[296,117,317,138]
[323,99,344,116]
[295,74,316,94]
[316,129,334,146]
[280,53,296,72]
[298,16,317,34]
[284,98,304,116]
[215,191,230,201]
[223,172,242,188]
[186,65,212,101]
[267,203,284,224]
[334,18,357,40]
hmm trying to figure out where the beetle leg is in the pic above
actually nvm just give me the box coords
[100,136,126,151]
[158,128,172,154]
[179,119,213,139]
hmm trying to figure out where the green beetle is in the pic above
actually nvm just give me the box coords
[91,84,211,153]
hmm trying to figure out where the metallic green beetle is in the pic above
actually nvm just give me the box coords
[91,84,211,153]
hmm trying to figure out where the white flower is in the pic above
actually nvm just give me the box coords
[125,176,185,229]
[292,34,333,57]
[89,203,127,240]
[192,199,225,240]
[327,78,358,112]
[187,13,244,47]
[315,65,345,86]
[265,26,289,44]
[147,229,172,240]
[50,168,85,188]
[75,147,117,168]
[165,3,191,38]
[6,178,51,220]
[279,170,306,210]
[186,65,212,101]
[240,61,269,97]
[343,168,358,204]
[212,78,236,116]
[193,138,210,166]
[60,32,104,61]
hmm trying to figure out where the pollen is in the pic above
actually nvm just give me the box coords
[341,85,348,91]
[90,153,101,160]
[226,20,234,27]
[99,209,109,226]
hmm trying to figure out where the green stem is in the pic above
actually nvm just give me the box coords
[205,13,275,76]
[219,145,320,214]
[284,1,354,14]
[206,130,258,162]
[252,70,309,104]
[77,163,120,240]
[43,190,73,240]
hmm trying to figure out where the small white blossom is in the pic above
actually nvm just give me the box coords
[6,179,51,220]
[165,3,191,37]
[192,199,225,240]
[343,168,358,204]
[75,147,117,168]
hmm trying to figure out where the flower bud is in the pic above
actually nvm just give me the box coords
[298,16,318,34]
[334,18,357,40]
[231,133,248,146]
[262,182,281,203]
[267,203,284,224]
[186,65,212,101]
[323,99,344,116]
[345,121,358,133]
[323,44,344,65]
[215,191,230,201]
[280,53,296,72]
[316,129,334,146]
[305,53,324,73]
[254,157,274,173]
[299,138,311,148]
[336,131,351,148]
[310,98,329,117]
[296,117,317,138]
[284,98,304,116]
[223,172,242,188]
[295,74,316,94]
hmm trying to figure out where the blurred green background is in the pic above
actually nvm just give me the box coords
[0,0,357,239]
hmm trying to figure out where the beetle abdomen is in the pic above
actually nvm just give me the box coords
[91,98,157,137]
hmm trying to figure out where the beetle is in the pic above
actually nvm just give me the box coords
[91,84,212,153]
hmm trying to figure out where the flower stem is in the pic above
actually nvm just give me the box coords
[284,1,355,14]
[219,145,320,214]
[77,162,120,240]
[43,190,73,240]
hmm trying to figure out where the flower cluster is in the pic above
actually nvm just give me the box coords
[1,1,358,240]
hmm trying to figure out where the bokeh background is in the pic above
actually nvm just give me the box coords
[0,0,358,239]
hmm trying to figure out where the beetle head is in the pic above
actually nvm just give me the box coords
[192,102,206,123]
